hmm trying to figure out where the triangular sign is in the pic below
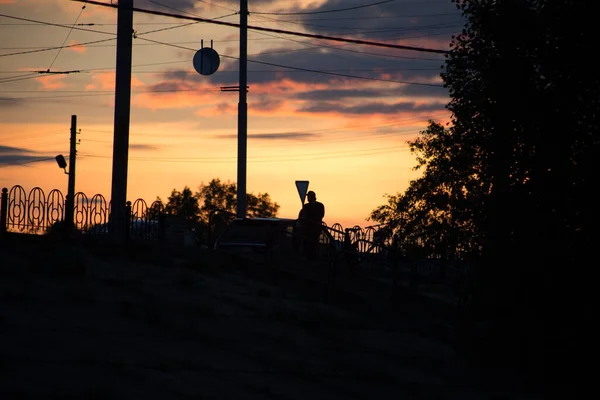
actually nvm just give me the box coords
[295,180,309,204]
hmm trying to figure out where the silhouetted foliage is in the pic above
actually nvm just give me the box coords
[370,122,486,260]
[160,186,201,222]
[154,179,280,223]
[371,0,597,380]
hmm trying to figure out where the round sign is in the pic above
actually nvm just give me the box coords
[193,47,220,76]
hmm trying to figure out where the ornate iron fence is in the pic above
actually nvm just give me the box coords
[321,221,392,257]
[0,185,162,239]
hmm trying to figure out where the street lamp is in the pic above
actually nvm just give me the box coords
[55,153,75,235]
[55,154,68,173]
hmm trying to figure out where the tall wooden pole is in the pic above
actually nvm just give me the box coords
[65,114,77,234]
[110,0,133,240]
[236,0,248,218]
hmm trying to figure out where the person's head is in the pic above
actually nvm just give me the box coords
[307,191,316,203]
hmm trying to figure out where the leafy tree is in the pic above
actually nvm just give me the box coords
[154,179,280,223]
[197,178,280,221]
[370,121,487,260]
[371,0,597,377]
[161,186,201,222]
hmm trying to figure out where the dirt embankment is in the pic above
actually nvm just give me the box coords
[0,235,536,399]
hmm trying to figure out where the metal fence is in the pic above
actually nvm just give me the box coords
[0,185,163,238]
[1,184,472,307]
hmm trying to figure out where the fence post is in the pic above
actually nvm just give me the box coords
[0,188,8,237]
[125,201,132,239]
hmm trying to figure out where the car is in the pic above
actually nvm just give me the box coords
[87,219,160,239]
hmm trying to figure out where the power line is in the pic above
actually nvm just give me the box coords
[47,2,87,72]
[135,37,444,87]
[0,72,40,84]
[79,146,409,164]
[0,13,116,36]
[264,13,459,22]
[0,12,449,62]
[248,11,461,37]
[250,0,396,16]
[0,12,459,25]
[79,113,447,145]
[196,0,238,13]
[0,67,441,75]
[0,38,116,58]
[72,0,450,54]
[249,29,445,62]
[145,0,237,19]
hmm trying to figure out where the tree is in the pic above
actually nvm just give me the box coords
[161,186,201,222]
[371,0,597,379]
[197,178,280,222]
[155,179,280,223]
[369,121,488,260]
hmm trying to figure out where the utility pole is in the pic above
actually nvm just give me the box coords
[236,0,248,218]
[64,114,78,234]
[110,0,134,241]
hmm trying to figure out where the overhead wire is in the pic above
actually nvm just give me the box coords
[248,11,462,37]
[249,0,397,16]
[196,0,238,13]
[0,12,460,26]
[0,72,41,84]
[74,112,447,150]
[0,38,117,59]
[79,145,410,164]
[247,28,445,62]
[145,0,237,18]
[259,13,459,22]
[134,36,444,87]
[46,2,88,72]
[0,13,116,36]
[244,10,459,64]
[71,0,450,54]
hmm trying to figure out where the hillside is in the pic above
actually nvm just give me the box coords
[0,235,535,399]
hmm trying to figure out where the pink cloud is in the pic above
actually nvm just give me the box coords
[67,40,86,54]
[86,72,144,91]
[127,76,448,125]
[132,82,220,111]
[34,75,67,90]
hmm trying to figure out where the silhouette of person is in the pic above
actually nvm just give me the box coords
[298,191,325,261]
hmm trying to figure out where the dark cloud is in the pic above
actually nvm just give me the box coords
[213,132,318,141]
[299,100,447,115]
[249,96,283,112]
[0,97,24,108]
[147,81,188,92]
[130,144,160,151]
[144,1,459,108]
[256,0,464,42]
[143,0,202,13]
[0,145,30,154]
[159,50,446,88]
[295,87,401,101]
[0,145,53,167]
[294,85,449,101]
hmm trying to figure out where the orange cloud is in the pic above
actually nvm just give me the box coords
[132,82,222,111]
[35,75,67,90]
[86,72,144,91]
[67,40,86,54]
[249,79,329,96]
[0,0,16,4]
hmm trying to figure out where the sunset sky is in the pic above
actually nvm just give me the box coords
[0,0,461,229]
